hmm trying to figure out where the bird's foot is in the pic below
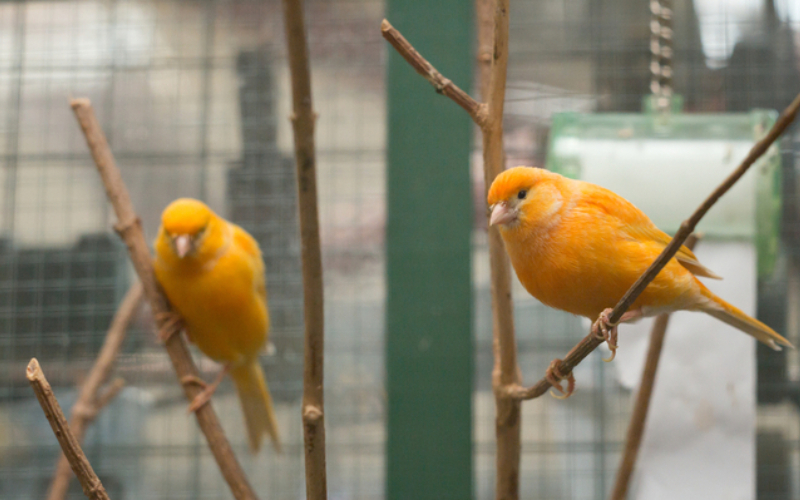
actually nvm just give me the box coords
[592,308,618,362]
[545,358,576,399]
[155,311,184,343]
[184,366,229,414]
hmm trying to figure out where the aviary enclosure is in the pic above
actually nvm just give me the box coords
[1,1,799,500]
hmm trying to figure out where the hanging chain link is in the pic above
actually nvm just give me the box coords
[650,0,674,111]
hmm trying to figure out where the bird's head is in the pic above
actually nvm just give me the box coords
[158,198,220,260]
[487,166,564,231]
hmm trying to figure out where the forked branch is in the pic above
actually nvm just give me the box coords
[381,20,486,124]
[383,4,517,498]
[70,99,258,500]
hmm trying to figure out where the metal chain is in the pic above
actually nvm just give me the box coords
[650,0,673,111]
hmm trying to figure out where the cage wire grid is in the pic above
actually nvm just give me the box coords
[0,0,799,499]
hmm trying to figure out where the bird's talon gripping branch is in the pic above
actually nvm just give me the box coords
[185,366,229,414]
[592,308,619,362]
[180,375,207,389]
[545,359,576,399]
[155,311,184,343]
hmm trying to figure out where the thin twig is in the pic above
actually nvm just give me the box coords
[506,92,800,400]
[610,234,698,500]
[27,359,111,500]
[70,99,258,500]
[281,1,327,499]
[381,19,486,125]
[47,282,143,500]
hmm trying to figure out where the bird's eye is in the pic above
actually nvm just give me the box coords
[517,190,527,200]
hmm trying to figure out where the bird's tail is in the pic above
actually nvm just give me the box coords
[230,360,281,453]
[699,288,793,351]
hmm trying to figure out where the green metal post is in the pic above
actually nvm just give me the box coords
[385,2,474,499]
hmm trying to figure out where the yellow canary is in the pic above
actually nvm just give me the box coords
[154,198,280,452]
[488,166,792,352]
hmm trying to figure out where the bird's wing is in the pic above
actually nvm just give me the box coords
[231,223,268,300]
[584,184,722,280]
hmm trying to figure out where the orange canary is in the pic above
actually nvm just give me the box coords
[154,198,280,452]
[488,166,792,356]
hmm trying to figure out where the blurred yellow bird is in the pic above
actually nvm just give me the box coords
[154,198,280,452]
[488,167,791,381]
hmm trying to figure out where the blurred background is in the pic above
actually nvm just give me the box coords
[0,0,798,499]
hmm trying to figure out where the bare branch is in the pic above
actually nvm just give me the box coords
[508,92,800,400]
[47,282,142,500]
[381,19,486,125]
[70,99,258,500]
[610,235,698,500]
[281,1,327,499]
[383,2,517,498]
[27,359,111,500]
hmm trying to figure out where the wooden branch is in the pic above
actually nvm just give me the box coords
[477,2,520,500]
[27,359,111,500]
[381,19,486,125]
[47,282,143,500]
[70,99,258,500]
[384,3,517,498]
[506,92,800,400]
[610,236,697,500]
[281,2,327,499]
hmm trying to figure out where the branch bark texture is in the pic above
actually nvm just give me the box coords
[281,1,327,499]
[47,282,143,500]
[70,99,258,500]
[27,359,111,500]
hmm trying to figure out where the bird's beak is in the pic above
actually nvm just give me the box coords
[174,234,192,259]
[490,202,518,226]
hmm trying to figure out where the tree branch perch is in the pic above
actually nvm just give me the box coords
[70,99,258,500]
[384,3,517,497]
[281,1,327,499]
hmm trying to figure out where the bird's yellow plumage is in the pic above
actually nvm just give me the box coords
[154,198,280,452]
[488,166,792,351]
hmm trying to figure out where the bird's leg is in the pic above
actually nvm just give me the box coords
[185,365,230,413]
[592,308,618,361]
[545,359,576,399]
[155,311,184,343]
[591,308,644,362]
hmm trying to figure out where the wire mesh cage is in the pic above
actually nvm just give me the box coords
[0,0,799,499]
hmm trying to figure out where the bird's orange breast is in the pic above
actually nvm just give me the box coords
[154,228,268,366]
[500,190,700,320]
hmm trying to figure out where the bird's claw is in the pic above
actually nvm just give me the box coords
[187,387,214,413]
[182,366,229,414]
[546,358,576,399]
[592,308,618,362]
[156,311,184,343]
[181,375,215,413]
[180,375,207,389]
